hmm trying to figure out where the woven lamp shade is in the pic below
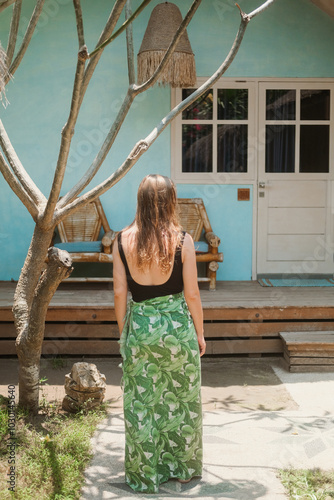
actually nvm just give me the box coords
[137,2,196,87]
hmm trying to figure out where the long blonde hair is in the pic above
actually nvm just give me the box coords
[133,174,182,273]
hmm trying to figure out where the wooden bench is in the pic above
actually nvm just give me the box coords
[280,331,334,372]
[177,198,224,290]
[54,198,116,281]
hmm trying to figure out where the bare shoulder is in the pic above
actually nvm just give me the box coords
[182,232,195,260]
[122,226,136,242]
[112,232,120,256]
[183,232,195,248]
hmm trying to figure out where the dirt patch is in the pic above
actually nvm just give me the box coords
[201,358,298,412]
[0,357,298,413]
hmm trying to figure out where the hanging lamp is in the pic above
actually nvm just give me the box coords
[137,2,196,88]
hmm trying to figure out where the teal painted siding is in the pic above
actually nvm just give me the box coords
[176,184,253,281]
[189,0,334,78]
[106,183,253,282]
[0,0,333,281]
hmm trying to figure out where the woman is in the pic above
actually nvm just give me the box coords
[113,174,205,493]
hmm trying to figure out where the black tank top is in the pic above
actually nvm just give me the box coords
[117,231,185,302]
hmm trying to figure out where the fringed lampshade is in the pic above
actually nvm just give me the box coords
[137,2,196,87]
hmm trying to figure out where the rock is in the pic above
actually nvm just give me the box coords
[62,362,106,413]
[64,384,104,404]
[62,394,103,413]
[68,362,106,391]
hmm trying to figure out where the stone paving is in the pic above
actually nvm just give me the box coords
[81,359,334,499]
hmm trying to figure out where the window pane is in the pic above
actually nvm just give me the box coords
[266,89,296,120]
[265,125,295,173]
[182,124,212,172]
[300,90,330,120]
[182,89,213,120]
[217,89,248,120]
[300,125,329,173]
[217,125,247,172]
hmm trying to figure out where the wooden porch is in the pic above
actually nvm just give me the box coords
[1,281,334,370]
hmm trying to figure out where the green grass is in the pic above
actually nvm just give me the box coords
[280,468,334,499]
[0,393,108,499]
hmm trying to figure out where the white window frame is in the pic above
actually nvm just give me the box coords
[171,78,257,184]
[172,77,334,184]
[258,80,334,181]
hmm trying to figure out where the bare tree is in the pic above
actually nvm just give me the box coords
[0,0,277,413]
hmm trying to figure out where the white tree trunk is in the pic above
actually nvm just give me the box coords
[14,226,72,413]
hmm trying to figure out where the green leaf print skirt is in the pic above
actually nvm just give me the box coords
[119,291,203,493]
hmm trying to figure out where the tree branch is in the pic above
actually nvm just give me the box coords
[57,0,201,207]
[7,0,45,83]
[55,139,149,222]
[0,150,38,220]
[78,0,128,108]
[57,88,135,209]
[42,54,87,226]
[42,0,88,226]
[142,6,251,143]
[248,0,277,19]
[0,119,46,205]
[46,0,137,217]
[73,0,85,48]
[56,0,277,222]
[6,0,22,69]
[88,0,153,59]
[125,0,135,86]
[0,0,15,15]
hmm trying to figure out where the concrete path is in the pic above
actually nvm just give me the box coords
[80,359,334,499]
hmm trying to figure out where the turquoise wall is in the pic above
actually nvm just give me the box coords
[189,0,334,78]
[176,184,253,281]
[0,0,333,281]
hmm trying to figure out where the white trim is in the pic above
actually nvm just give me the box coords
[252,181,258,280]
[258,81,334,180]
[171,79,257,184]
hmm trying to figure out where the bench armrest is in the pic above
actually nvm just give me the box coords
[205,231,220,248]
[102,230,117,254]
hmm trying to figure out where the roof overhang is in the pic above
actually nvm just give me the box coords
[311,0,334,18]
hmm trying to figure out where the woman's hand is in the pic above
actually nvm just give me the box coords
[198,336,206,357]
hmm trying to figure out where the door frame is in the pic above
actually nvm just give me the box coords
[254,78,334,278]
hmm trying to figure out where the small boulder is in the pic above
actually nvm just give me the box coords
[62,362,106,413]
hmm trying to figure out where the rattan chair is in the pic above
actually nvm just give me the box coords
[54,198,116,281]
[54,197,222,288]
[177,198,223,290]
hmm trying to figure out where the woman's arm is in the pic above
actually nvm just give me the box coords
[112,236,128,334]
[182,233,206,357]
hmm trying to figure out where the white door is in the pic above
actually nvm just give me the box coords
[257,82,334,277]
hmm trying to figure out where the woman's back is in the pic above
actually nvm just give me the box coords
[119,227,180,286]
[118,227,184,302]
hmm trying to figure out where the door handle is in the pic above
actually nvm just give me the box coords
[259,182,265,189]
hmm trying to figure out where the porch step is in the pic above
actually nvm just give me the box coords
[279,331,334,372]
